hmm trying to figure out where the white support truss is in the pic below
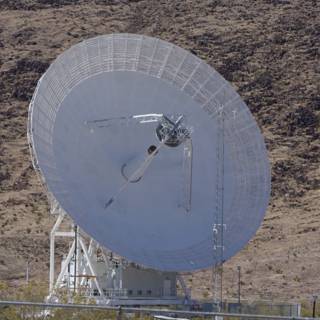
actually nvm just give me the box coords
[177,275,191,302]
[48,207,187,307]
[48,210,106,301]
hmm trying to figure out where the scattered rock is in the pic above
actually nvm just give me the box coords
[15,58,49,74]
[285,106,319,138]
[12,28,35,44]
[255,71,273,90]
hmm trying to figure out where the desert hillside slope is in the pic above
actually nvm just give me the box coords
[0,0,319,302]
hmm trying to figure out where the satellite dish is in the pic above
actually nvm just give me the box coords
[28,34,270,271]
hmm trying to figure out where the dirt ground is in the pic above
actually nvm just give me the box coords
[0,0,319,303]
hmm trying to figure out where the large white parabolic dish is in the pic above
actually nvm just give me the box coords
[28,34,270,271]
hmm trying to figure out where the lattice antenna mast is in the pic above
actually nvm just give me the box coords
[212,105,225,311]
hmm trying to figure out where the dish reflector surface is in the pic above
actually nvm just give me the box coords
[29,34,270,271]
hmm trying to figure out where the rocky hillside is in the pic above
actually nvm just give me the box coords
[0,0,319,303]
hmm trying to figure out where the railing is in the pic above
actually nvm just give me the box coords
[0,300,318,320]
